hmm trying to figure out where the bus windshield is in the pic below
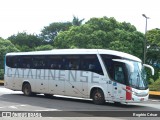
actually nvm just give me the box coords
[127,61,148,90]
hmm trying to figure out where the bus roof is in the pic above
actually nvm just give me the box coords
[6,49,141,62]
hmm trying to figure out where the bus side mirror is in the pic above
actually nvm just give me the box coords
[143,64,154,75]
[112,59,134,72]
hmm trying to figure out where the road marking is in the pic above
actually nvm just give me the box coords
[151,100,160,102]
[34,109,61,111]
[0,104,27,109]
[9,106,17,109]
[0,87,22,94]
[20,105,27,107]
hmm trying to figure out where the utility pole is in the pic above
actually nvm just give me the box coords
[142,14,150,64]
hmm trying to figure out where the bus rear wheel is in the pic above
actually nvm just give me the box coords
[23,83,32,96]
[92,89,105,105]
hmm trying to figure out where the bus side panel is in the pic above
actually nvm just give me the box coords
[4,75,13,90]
[4,67,14,90]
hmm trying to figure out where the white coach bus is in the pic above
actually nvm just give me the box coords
[4,49,154,104]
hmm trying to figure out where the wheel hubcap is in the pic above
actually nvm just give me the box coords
[95,92,101,100]
[25,86,29,95]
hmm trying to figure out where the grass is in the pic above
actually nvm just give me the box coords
[149,78,160,91]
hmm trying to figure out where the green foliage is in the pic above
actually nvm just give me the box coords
[145,29,160,83]
[146,28,160,64]
[149,78,155,85]
[8,32,43,51]
[40,16,85,43]
[72,16,85,26]
[0,69,4,80]
[35,45,54,51]
[0,38,19,69]
[54,17,144,59]
[149,78,160,91]
[40,22,72,43]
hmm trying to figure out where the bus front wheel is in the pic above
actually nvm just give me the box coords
[92,89,105,105]
[23,83,32,96]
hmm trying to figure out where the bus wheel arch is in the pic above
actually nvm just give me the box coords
[90,87,105,105]
[22,82,32,96]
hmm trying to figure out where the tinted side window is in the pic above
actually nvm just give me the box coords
[63,55,80,70]
[6,56,22,68]
[48,55,81,70]
[21,56,33,68]
[81,55,103,75]
[32,56,46,69]
[48,56,63,69]
[101,55,121,79]
[6,56,14,68]
[114,63,125,84]
[101,54,127,84]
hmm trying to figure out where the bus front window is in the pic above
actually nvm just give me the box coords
[127,61,148,90]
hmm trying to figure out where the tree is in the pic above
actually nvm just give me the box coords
[54,17,144,59]
[145,29,160,82]
[40,22,72,43]
[146,28,160,65]
[72,16,85,26]
[0,38,19,69]
[35,45,54,51]
[8,32,43,51]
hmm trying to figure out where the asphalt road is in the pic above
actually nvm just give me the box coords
[0,86,160,120]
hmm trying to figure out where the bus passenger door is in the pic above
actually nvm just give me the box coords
[112,64,126,102]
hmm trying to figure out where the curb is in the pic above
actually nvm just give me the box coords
[149,91,160,95]
[149,91,160,99]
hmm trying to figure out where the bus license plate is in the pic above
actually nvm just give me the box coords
[140,98,144,101]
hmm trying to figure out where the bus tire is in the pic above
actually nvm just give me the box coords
[22,83,32,96]
[92,89,105,105]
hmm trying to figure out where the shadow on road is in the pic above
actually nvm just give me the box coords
[0,93,154,111]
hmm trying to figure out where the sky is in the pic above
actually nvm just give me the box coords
[0,0,160,39]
